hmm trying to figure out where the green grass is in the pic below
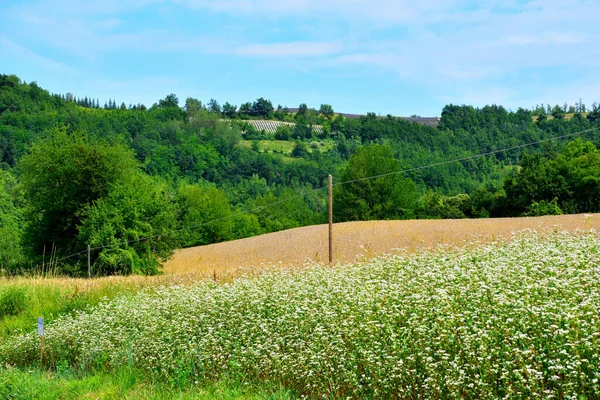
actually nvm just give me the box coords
[0,275,176,342]
[0,282,123,342]
[0,367,295,399]
[240,140,335,155]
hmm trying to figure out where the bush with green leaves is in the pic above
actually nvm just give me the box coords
[0,286,28,318]
[273,125,291,141]
[524,198,563,217]
[3,231,600,398]
[77,174,178,276]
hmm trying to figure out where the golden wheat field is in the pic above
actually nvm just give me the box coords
[5,214,599,291]
[165,213,600,275]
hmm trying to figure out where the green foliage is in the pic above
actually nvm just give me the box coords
[504,139,600,215]
[18,128,139,265]
[2,75,600,275]
[77,175,178,276]
[176,183,233,247]
[246,188,326,233]
[551,105,565,120]
[0,171,23,272]
[222,101,237,119]
[158,93,179,109]
[0,367,294,400]
[251,97,274,118]
[318,104,334,120]
[0,285,28,318]
[470,185,506,218]
[290,141,309,158]
[524,198,563,216]
[292,121,312,140]
[334,144,416,221]
[273,125,292,140]
[415,192,473,219]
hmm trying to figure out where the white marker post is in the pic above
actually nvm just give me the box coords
[38,316,44,364]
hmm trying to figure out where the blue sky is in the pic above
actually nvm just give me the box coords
[1,0,598,116]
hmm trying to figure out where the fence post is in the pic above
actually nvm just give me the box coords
[87,245,91,279]
[329,174,333,264]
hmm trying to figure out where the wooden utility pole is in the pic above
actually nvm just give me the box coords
[87,245,91,279]
[328,174,333,264]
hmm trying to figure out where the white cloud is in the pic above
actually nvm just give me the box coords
[202,0,466,24]
[2,0,599,112]
[500,32,588,47]
[235,41,342,57]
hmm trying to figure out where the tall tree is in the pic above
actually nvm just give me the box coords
[77,174,178,275]
[208,98,221,114]
[252,97,274,118]
[297,103,308,117]
[159,94,179,108]
[333,144,416,221]
[239,102,252,117]
[19,128,139,265]
[319,104,334,119]
[222,102,237,119]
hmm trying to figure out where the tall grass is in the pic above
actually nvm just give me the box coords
[3,231,600,398]
[0,366,294,399]
[0,274,203,341]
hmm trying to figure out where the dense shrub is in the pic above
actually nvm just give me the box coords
[0,286,28,318]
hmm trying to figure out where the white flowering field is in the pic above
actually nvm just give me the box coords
[2,231,600,399]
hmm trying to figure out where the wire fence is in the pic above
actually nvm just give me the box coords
[51,126,600,265]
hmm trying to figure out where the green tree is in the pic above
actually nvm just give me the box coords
[274,124,292,140]
[77,175,178,276]
[247,189,325,233]
[291,141,309,158]
[331,114,346,134]
[222,102,237,119]
[239,102,252,117]
[504,139,600,215]
[19,128,139,265]
[319,104,334,120]
[524,198,563,216]
[184,97,203,121]
[159,94,179,109]
[208,98,221,114]
[252,98,274,118]
[175,183,233,247]
[551,105,565,120]
[334,144,416,221]
[293,121,312,140]
[297,103,308,117]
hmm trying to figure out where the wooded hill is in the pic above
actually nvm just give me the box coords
[1,73,600,275]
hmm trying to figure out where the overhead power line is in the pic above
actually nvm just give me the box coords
[336,127,600,186]
[52,125,600,264]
